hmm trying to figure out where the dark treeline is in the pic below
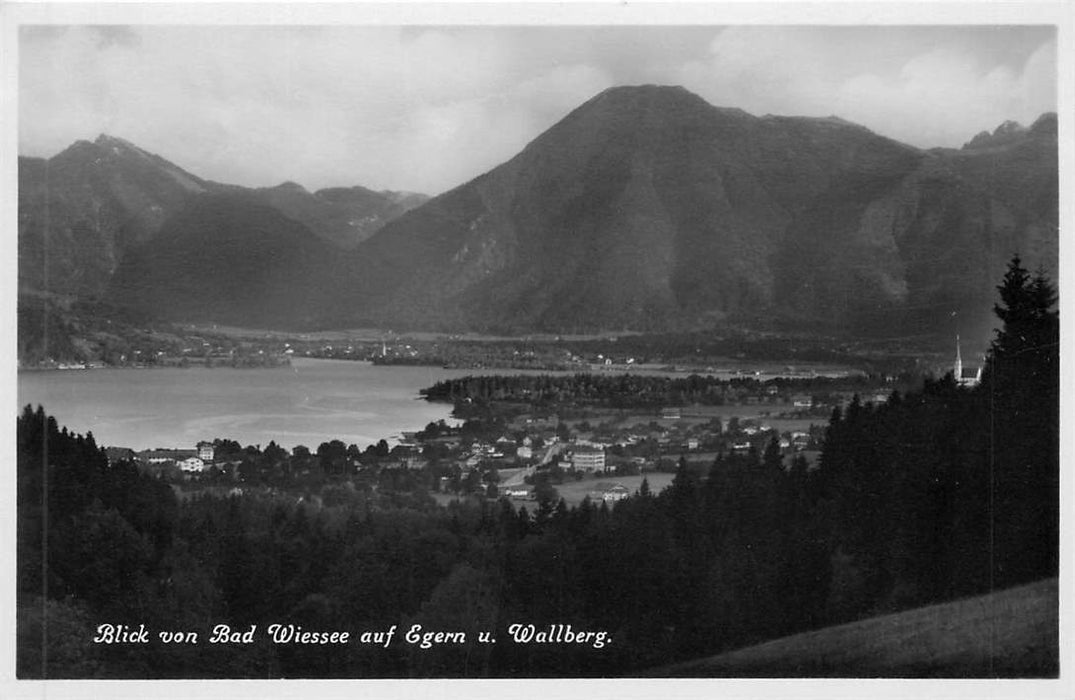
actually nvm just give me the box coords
[17,257,1057,678]
[422,373,885,411]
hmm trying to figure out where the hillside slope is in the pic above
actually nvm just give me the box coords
[650,578,1058,678]
[108,193,350,327]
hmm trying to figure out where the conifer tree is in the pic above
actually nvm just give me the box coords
[982,255,1059,584]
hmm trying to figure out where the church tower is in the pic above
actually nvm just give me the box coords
[954,335,981,387]
[954,334,963,380]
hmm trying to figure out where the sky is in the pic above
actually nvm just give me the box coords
[19,24,1058,196]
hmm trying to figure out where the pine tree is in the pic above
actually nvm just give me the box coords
[982,255,1059,584]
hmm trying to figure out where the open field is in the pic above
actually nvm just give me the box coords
[429,472,678,509]
[554,472,677,506]
[650,578,1059,678]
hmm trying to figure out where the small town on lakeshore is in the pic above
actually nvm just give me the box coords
[94,342,971,510]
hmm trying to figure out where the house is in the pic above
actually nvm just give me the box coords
[197,441,215,461]
[403,456,428,470]
[791,394,813,408]
[588,482,630,502]
[105,447,136,466]
[505,487,534,500]
[179,457,206,472]
[660,407,681,420]
[138,448,196,464]
[572,445,606,472]
[516,445,533,460]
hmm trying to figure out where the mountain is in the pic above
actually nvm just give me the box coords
[18,135,210,298]
[19,87,1057,341]
[250,182,429,249]
[18,135,426,301]
[107,193,349,328]
[349,85,1057,338]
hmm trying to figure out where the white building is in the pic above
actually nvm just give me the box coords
[179,457,206,472]
[572,445,605,472]
[588,482,630,502]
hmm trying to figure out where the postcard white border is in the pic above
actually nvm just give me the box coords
[1,2,1072,699]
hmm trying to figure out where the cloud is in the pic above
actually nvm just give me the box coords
[380,63,612,192]
[834,41,1056,146]
[19,26,1056,194]
[19,26,615,194]
[677,26,1057,148]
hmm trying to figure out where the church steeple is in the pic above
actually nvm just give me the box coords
[954,334,981,387]
[954,334,963,380]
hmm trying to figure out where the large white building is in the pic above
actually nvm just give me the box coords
[571,445,605,472]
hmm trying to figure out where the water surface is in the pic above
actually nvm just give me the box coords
[17,358,471,451]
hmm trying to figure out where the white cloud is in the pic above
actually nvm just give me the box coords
[19,26,1057,195]
[677,27,1057,148]
[19,26,616,194]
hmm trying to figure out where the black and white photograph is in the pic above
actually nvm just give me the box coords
[3,1,1071,696]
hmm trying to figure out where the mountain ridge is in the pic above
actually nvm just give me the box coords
[18,85,1057,340]
[345,84,1055,336]
[17,134,428,304]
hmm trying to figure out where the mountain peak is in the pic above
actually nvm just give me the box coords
[596,83,694,98]
[962,117,1043,150]
[93,133,151,157]
[269,181,310,194]
[993,120,1027,137]
[1030,112,1057,135]
[587,84,716,111]
[95,133,135,147]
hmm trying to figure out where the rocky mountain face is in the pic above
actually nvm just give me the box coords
[18,135,426,302]
[349,86,1057,337]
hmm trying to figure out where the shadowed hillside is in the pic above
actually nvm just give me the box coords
[651,578,1058,678]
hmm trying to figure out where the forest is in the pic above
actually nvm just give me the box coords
[16,256,1058,678]
[421,372,888,411]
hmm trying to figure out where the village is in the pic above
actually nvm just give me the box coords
[104,380,903,508]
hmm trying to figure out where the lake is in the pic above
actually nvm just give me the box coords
[16,358,478,451]
[17,357,854,452]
